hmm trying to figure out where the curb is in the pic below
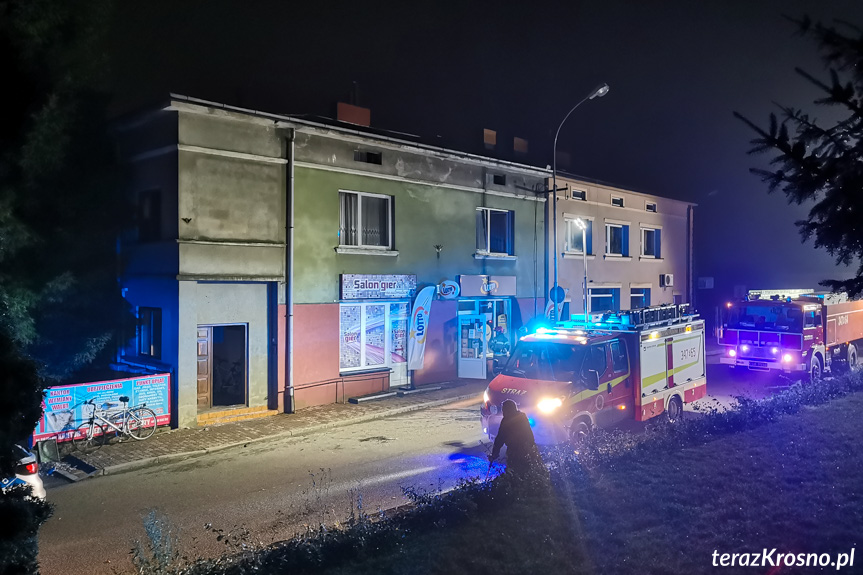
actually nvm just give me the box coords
[98,389,483,476]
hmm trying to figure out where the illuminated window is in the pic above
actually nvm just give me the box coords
[605,223,629,256]
[138,307,162,359]
[339,302,408,371]
[641,227,661,258]
[339,191,393,249]
[476,207,514,255]
[565,218,592,254]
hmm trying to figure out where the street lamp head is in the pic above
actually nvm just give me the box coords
[575,217,587,230]
[588,83,610,100]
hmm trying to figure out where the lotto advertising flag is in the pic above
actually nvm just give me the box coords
[407,286,436,370]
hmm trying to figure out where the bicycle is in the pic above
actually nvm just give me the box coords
[71,396,158,451]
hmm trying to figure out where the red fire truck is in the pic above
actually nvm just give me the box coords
[719,290,863,379]
[480,304,707,445]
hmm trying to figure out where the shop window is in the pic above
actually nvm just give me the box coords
[138,307,162,359]
[476,207,514,255]
[641,227,661,258]
[630,288,650,310]
[590,288,620,312]
[339,302,408,371]
[565,218,592,254]
[605,223,629,256]
[339,191,393,249]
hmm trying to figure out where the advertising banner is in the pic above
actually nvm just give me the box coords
[459,275,517,297]
[341,274,417,300]
[33,373,171,443]
[407,286,436,370]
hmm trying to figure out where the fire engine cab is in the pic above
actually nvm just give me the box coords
[719,290,863,379]
[480,304,707,445]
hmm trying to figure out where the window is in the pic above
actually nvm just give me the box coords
[483,129,497,150]
[138,189,161,242]
[646,202,657,213]
[492,174,506,186]
[513,137,529,154]
[584,344,608,377]
[339,302,408,371]
[571,189,586,201]
[641,227,661,258]
[804,310,822,328]
[138,307,162,359]
[339,191,393,249]
[353,150,382,165]
[605,223,629,256]
[590,288,620,312]
[611,196,624,207]
[610,340,629,372]
[631,288,651,309]
[565,218,592,254]
[476,207,514,255]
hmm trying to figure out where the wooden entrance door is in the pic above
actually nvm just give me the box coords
[197,327,212,409]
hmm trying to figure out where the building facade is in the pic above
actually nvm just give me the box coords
[115,96,548,427]
[547,175,695,318]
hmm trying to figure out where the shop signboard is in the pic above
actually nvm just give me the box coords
[341,274,416,300]
[459,275,517,297]
[33,373,171,443]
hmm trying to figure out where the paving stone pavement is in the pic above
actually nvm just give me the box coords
[66,380,488,476]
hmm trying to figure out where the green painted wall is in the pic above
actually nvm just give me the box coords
[293,167,545,304]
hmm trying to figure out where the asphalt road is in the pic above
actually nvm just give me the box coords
[38,397,490,575]
[38,355,802,575]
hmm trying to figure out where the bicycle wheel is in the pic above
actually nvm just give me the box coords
[72,422,106,452]
[127,407,157,440]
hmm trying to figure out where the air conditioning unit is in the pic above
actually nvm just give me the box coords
[660,273,674,287]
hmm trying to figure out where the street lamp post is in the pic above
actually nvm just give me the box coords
[575,217,589,319]
[551,83,609,321]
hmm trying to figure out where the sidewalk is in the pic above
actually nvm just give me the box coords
[64,380,488,477]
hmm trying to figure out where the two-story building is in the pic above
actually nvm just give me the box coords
[114,95,549,428]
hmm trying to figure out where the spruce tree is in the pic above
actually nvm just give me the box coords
[735,17,863,297]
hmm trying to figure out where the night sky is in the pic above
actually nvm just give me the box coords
[108,0,863,300]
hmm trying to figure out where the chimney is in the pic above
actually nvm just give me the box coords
[337,102,371,127]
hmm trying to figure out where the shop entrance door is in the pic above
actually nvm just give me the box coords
[458,315,487,379]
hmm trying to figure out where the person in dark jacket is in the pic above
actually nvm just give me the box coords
[489,399,541,475]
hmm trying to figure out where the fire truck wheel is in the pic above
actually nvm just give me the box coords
[569,419,592,445]
[849,344,859,372]
[666,395,683,424]
[809,355,823,383]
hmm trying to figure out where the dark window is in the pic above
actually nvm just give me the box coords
[476,208,514,255]
[585,344,608,377]
[611,196,624,207]
[610,340,629,372]
[642,228,661,257]
[138,307,162,359]
[353,150,382,165]
[571,189,586,201]
[493,174,506,186]
[631,288,651,309]
[646,202,657,212]
[590,288,620,312]
[138,189,162,242]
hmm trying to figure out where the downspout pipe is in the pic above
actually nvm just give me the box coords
[286,128,296,414]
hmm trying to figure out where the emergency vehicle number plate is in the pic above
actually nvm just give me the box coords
[750,361,767,368]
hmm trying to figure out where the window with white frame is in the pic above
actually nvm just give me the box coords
[605,223,629,256]
[339,191,393,249]
[589,288,620,312]
[565,218,592,254]
[339,302,409,371]
[641,227,661,258]
[630,288,650,309]
[476,207,514,255]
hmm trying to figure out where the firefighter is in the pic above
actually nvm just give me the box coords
[489,399,542,476]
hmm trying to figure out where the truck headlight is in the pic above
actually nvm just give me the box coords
[537,397,563,413]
